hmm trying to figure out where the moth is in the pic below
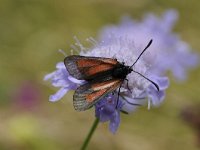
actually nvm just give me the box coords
[64,39,159,111]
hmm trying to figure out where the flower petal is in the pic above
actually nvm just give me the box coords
[49,87,69,102]
[109,111,120,134]
[68,76,85,84]
[147,76,169,106]
[43,72,55,81]
[56,62,66,69]
[122,96,145,113]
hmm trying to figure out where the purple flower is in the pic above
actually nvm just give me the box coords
[146,76,169,108]
[45,34,169,133]
[44,10,198,133]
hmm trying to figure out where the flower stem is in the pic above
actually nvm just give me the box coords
[81,118,99,150]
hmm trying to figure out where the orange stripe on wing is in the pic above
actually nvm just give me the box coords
[86,64,114,76]
[86,89,107,102]
[85,79,122,103]
[77,58,118,68]
[92,79,121,91]
[99,58,118,65]
[77,59,101,68]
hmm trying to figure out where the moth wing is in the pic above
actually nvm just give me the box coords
[73,78,123,111]
[64,55,118,80]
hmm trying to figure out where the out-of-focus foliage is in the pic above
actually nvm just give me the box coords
[0,0,200,150]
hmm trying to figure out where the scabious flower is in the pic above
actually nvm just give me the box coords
[99,10,199,80]
[44,10,198,133]
[44,35,169,133]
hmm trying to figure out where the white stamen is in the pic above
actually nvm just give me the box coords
[86,37,98,46]
[70,44,80,54]
[148,99,151,110]
[70,49,74,55]
[58,49,67,57]
[74,36,86,51]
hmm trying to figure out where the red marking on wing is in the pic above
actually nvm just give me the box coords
[86,64,114,76]
[91,79,121,90]
[76,57,118,68]
[77,59,101,68]
[85,79,122,103]
[86,89,107,102]
[99,58,118,65]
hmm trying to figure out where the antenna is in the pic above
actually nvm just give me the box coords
[130,39,153,68]
[128,39,159,91]
[132,70,159,91]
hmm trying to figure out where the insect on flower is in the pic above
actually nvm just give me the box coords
[64,39,159,111]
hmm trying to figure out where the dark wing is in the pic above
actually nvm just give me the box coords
[64,55,118,80]
[73,78,123,111]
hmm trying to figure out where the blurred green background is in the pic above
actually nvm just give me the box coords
[0,0,200,150]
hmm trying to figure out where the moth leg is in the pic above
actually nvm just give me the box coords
[120,110,129,114]
[116,84,122,109]
[125,79,132,93]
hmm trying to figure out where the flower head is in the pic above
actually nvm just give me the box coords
[45,32,169,133]
[45,35,168,133]
[44,10,198,133]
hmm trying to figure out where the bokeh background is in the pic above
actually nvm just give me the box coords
[1,0,200,150]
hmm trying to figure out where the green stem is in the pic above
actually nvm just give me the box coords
[81,118,99,150]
